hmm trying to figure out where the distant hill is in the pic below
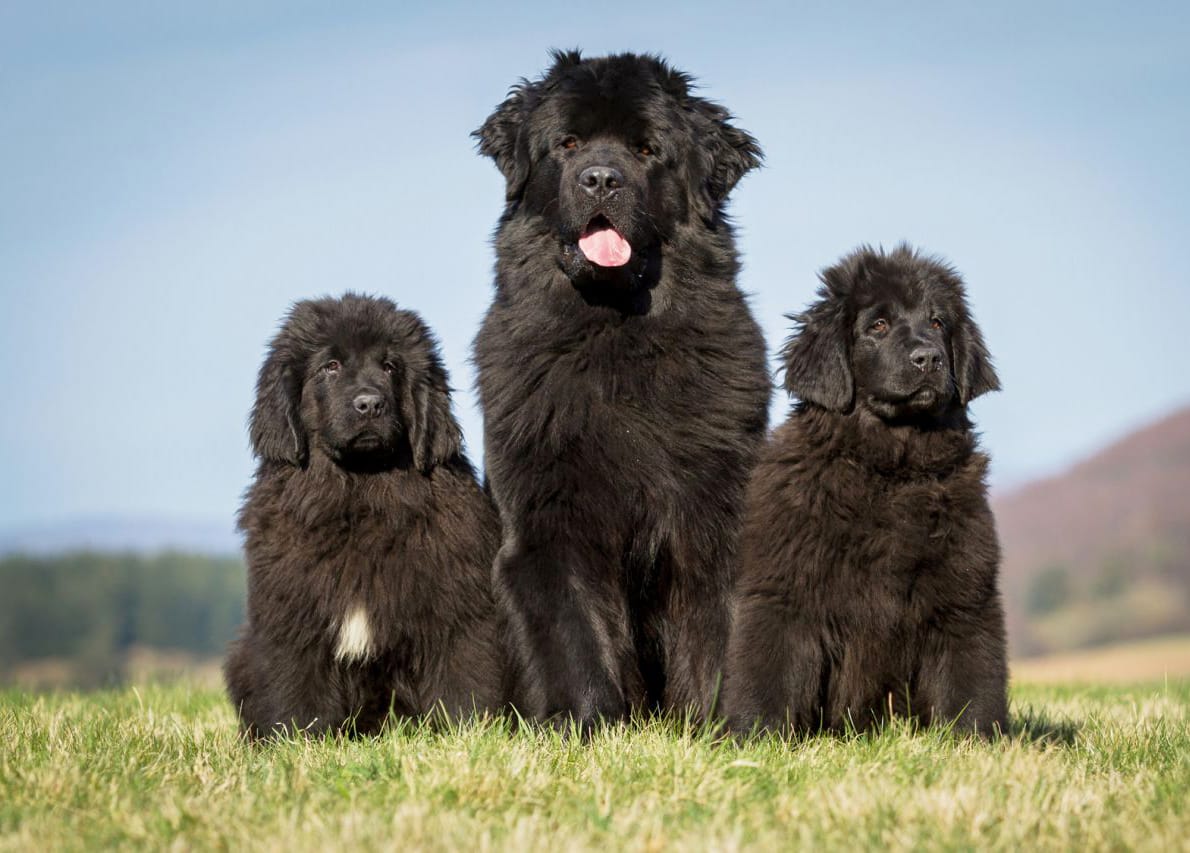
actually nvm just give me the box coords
[995,405,1190,656]
[0,515,242,557]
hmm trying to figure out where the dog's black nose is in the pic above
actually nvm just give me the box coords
[352,393,385,417]
[578,165,623,197]
[910,347,943,372]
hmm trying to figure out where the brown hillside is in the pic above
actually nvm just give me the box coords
[994,405,1190,656]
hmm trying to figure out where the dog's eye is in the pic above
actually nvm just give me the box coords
[930,317,945,331]
[322,360,341,374]
[382,361,397,374]
[638,142,655,157]
[560,136,579,151]
[870,319,889,334]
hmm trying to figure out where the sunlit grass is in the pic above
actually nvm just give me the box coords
[1,681,1187,850]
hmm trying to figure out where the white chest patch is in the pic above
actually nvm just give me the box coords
[334,607,374,663]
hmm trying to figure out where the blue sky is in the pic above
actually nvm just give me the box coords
[2,1,1188,530]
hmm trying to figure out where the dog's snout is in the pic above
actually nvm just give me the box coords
[909,346,943,372]
[578,165,624,198]
[352,392,385,417]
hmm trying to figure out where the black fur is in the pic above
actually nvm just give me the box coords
[723,245,1008,737]
[472,51,770,731]
[225,294,504,739]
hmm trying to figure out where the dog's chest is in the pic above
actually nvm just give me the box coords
[333,606,375,663]
[863,479,961,583]
[309,540,410,663]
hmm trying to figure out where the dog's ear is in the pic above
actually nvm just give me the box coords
[400,360,463,474]
[780,292,854,412]
[249,340,308,466]
[687,98,763,221]
[474,82,533,202]
[951,313,1000,405]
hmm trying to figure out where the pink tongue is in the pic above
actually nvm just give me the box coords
[578,226,632,267]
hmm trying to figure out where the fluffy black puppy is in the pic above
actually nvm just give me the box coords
[473,51,770,729]
[723,245,1008,737]
[224,294,504,739]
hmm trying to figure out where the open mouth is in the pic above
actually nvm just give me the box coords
[578,215,632,268]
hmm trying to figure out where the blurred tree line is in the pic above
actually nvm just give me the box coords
[0,552,244,686]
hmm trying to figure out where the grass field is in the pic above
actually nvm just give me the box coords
[2,680,1188,851]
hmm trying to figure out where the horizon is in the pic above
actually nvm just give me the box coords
[3,2,1189,530]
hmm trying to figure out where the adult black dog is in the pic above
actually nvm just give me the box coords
[472,51,770,729]
[224,294,504,739]
[723,245,1008,737]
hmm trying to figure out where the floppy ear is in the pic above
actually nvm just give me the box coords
[688,99,763,220]
[951,313,1001,404]
[402,365,463,474]
[249,342,308,466]
[780,293,854,412]
[473,84,532,201]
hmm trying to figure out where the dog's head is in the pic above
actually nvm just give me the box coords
[249,294,462,472]
[474,50,761,287]
[781,245,999,419]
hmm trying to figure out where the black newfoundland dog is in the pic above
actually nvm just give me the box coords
[723,245,1008,737]
[472,51,771,729]
[224,294,504,739]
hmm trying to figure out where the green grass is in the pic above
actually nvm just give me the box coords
[2,682,1187,851]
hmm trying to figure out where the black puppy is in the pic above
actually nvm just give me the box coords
[224,294,504,739]
[473,51,770,729]
[723,245,1008,737]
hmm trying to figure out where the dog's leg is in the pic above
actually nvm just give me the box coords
[657,534,735,723]
[662,593,730,723]
[430,614,507,720]
[721,598,830,736]
[914,600,1009,737]
[495,537,630,733]
[227,638,358,740]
